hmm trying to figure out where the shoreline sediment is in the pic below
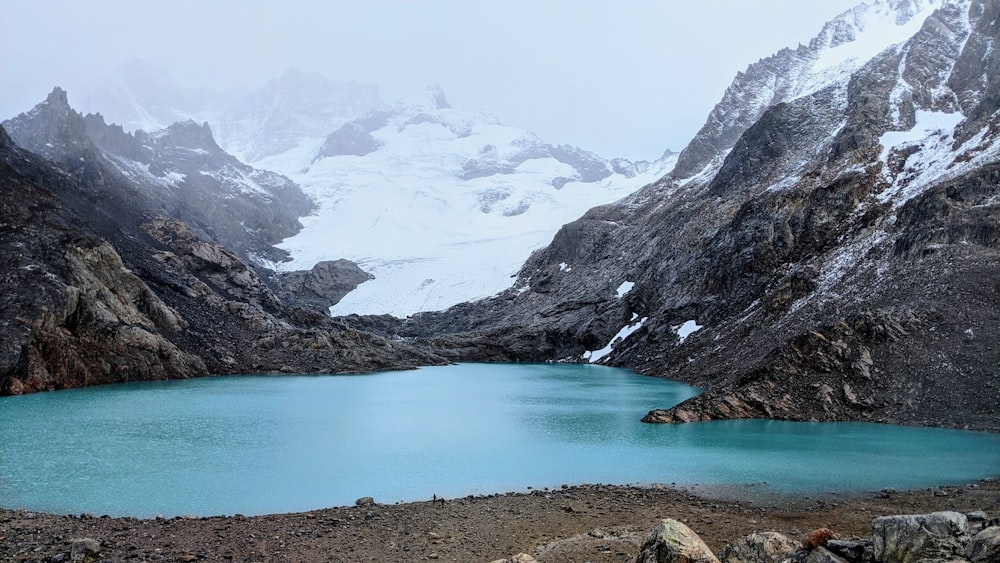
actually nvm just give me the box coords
[2,479,997,562]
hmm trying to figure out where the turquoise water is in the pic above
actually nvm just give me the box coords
[0,363,997,517]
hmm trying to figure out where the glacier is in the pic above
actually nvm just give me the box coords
[262,91,675,316]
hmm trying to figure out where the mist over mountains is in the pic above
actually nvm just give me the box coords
[69,61,675,315]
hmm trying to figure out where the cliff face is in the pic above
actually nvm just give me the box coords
[0,126,205,393]
[395,0,1000,431]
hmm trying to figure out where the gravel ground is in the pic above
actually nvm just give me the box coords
[1,480,997,562]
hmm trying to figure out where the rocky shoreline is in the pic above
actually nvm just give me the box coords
[2,480,997,562]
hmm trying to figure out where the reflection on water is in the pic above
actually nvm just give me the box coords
[0,363,997,517]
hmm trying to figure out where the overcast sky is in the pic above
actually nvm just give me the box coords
[2,1,860,160]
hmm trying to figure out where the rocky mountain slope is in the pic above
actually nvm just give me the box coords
[392,0,1000,431]
[0,104,446,395]
[3,87,313,266]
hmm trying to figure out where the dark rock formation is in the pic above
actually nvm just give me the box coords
[273,259,374,312]
[315,122,382,158]
[3,90,314,266]
[4,87,376,333]
[669,0,941,180]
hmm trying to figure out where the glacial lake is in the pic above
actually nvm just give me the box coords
[1,363,998,517]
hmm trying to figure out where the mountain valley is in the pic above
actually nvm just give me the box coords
[1,0,997,438]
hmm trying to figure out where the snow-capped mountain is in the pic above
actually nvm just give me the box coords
[672,0,943,179]
[395,0,1000,431]
[78,65,672,316]
[259,86,675,316]
[214,68,386,163]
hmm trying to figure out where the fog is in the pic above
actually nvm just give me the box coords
[2,0,858,160]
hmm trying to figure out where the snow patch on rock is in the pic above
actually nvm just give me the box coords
[583,316,648,363]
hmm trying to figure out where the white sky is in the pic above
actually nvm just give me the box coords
[1,0,860,160]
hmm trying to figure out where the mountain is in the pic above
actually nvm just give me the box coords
[0,106,446,395]
[262,86,676,316]
[214,68,386,163]
[3,87,313,266]
[77,68,670,316]
[672,0,945,180]
[390,0,1000,431]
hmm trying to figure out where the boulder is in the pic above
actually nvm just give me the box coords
[718,531,800,563]
[826,539,869,561]
[803,546,850,563]
[355,496,375,507]
[965,511,988,532]
[69,537,100,561]
[967,526,1000,563]
[633,518,720,563]
[872,511,970,563]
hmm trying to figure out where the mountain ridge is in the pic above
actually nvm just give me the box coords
[386,0,1000,431]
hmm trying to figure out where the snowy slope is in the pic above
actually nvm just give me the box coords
[671,0,945,180]
[262,89,674,316]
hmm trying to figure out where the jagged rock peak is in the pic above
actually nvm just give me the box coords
[426,85,451,109]
[28,86,76,120]
[2,86,96,160]
[45,86,70,107]
[670,0,946,180]
[154,119,220,151]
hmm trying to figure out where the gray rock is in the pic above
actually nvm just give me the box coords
[719,531,800,563]
[966,526,1000,563]
[315,122,382,158]
[355,496,375,507]
[4,89,315,267]
[633,518,720,563]
[487,555,539,563]
[873,511,970,563]
[277,259,374,312]
[69,537,100,561]
[803,546,850,563]
[965,511,988,531]
[826,539,868,561]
